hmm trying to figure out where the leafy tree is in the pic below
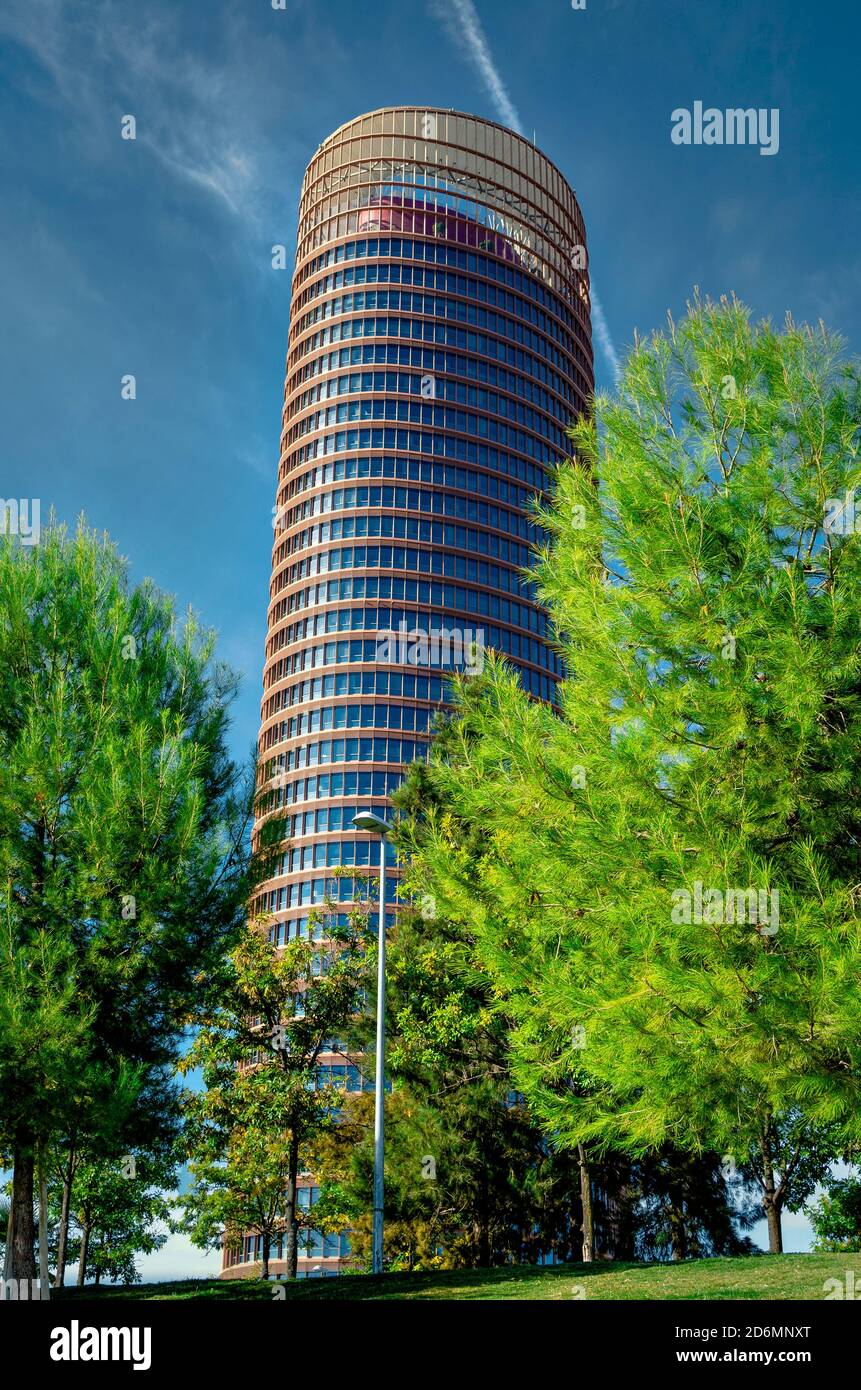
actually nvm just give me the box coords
[392,296,861,1252]
[807,1172,861,1252]
[181,895,370,1278]
[735,1112,843,1253]
[0,521,265,1280]
[181,1063,314,1280]
[384,902,589,1268]
[65,1146,177,1286]
[48,1070,183,1287]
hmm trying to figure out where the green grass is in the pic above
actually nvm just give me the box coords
[53,1253,857,1301]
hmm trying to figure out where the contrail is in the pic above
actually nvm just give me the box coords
[429,0,621,385]
[432,0,523,135]
[589,291,622,385]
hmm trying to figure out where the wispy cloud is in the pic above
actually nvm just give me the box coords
[428,0,621,385]
[235,439,277,482]
[0,0,270,225]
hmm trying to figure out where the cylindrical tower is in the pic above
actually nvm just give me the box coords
[230,107,593,1280]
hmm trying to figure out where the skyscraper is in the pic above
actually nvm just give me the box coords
[222,106,593,1279]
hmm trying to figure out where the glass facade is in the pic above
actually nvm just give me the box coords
[223,107,593,1281]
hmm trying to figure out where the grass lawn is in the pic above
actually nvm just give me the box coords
[53,1253,856,1301]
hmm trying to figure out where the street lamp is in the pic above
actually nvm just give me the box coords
[351,810,393,1275]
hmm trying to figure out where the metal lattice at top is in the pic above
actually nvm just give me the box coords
[294,107,591,316]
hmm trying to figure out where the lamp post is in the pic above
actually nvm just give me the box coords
[351,810,393,1275]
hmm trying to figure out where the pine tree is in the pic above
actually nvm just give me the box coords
[0,521,262,1281]
[388,724,751,1264]
[396,296,861,1252]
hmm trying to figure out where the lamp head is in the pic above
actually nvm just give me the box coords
[351,811,393,836]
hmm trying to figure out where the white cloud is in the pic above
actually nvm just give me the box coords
[236,440,277,482]
[0,0,269,224]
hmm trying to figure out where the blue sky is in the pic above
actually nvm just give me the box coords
[3,0,858,1274]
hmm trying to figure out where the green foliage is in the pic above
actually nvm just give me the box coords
[807,1174,861,1252]
[315,1075,590,1271]
[393,296,861,1247]
[65,1146,177,1285]
[181,901,371,1274]
[380,901,587,1268]
[181,1065,310,1264]
[379,748,753,1265]
[631,1148,757,1261]
[736,1111,841,1217]
[0,520,260,1276]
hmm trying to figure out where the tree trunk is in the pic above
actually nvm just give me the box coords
[282,1136,300,1279]
[577,1142,594,1262]
[477,1160,491,1267]
[765,1201,783,1254]
[3,1186,14,1281]
[77,1222,90,1286]
[37,1142,50,1300]
[94,1268,101,1288]
[578,1139,592,1262]
[760,1125,784,1254]
[54,1146,75,1288]
[669,1199,688,1262]
[10,1142,37,1281]
[261,1234,271,1280]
